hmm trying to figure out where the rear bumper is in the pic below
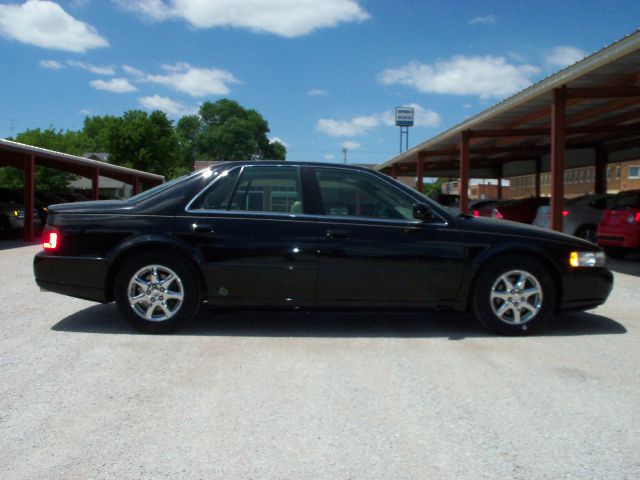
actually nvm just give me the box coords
[33,251,108,303]
[597,231,640,248]
[559,267,613,311]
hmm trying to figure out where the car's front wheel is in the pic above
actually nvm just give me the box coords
[114,252,201,333]
[472,255,556,335]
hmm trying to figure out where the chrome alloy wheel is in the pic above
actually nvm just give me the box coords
[490,269,543,325]
[127,265,184,322]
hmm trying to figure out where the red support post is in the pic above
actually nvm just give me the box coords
[23,154,35,242]
[91,168,100,200]
[459,131,470,214]
[594,145,607,194]
[535,158,541,198]
[391,164,399,179]
[551,88,566,232]
[416,156,424,193]
[497,164,503,199]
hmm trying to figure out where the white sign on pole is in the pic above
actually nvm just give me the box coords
[395,107,415,127]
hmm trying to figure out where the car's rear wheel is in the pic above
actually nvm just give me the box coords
[114,252,201,333]
[576,225,597,244]
[604,247,627,259]
[472,255,556,335]
[0,216,10,238]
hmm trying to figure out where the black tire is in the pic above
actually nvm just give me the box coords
[605,247,627,260]
[575,225,597,244]
[0,216,10,238]
[114,252,201,333]
[471,255,556,336]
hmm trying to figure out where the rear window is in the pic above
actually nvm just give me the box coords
[611,192,640,210]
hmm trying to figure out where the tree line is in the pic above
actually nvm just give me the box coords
[0,99,286,191]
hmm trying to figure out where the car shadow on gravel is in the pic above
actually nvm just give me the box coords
[52,304,626,339]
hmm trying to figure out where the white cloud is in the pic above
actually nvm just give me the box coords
[269,137,288,147]
[67,60,115,75]
[324,154,335,160]
[0,0,108,52]
[90,78,137,93]
[317,115,379,137]
[138,94,195,117]
[146,63,239,97]
[342,141,360,150]
[545,46,587,68]
[78,109,92,115]
[317,104,441,137]
[378,55,540,99]
[307,88,329,96]
[469,14,496,25]
[122,64,145,78]
[114,0,369,37]
[39,60,64,70]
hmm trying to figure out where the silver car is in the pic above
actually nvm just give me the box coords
[0,202,42,237]
[533,194,614,243]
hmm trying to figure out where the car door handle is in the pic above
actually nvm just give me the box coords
[326,229,351,239]
[191,223,214,233]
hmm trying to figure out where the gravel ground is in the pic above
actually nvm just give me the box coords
[1,242,639,479]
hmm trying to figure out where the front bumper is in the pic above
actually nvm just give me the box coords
[559,266,613,310]
[34,251,109,303]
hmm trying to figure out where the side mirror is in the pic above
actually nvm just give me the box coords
[413,202,432,222]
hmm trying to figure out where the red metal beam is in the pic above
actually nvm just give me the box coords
[535,158,541,198]
[416,156,424,193]
[595,145,607,194]
[23,154,35,242]
[551,88,566,232]
[459,131,470,214]
[91,168,100,201]
[132,176,140,196]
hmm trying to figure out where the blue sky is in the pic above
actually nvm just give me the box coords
[0,1,638,165]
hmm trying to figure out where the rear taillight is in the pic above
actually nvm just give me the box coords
[562,210,569,216]
[626,210,640,224]
[491,209,503,219]
[43,226,60,251]
[473,209,480,217]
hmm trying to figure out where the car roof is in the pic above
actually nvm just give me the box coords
[207,161,378,173]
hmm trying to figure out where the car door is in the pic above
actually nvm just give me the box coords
[175,165,318,307]
[311,166,465,308]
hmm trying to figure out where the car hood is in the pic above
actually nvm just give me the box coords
[458,215,599,250]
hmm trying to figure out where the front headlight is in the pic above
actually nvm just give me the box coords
[13,209,25,219]
[569,251,606,267]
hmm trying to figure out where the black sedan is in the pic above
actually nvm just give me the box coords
[34,162,613,335]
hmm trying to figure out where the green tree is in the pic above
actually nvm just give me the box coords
[0,127,86,191]
[99,110,182,178]
[423,177,446,199]
[186,99,286,162]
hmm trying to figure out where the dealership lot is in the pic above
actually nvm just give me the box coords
[1,242,639,479]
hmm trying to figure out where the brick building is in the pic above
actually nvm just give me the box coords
[508,158,640,198]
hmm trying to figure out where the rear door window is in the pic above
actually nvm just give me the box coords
[611,192,640,210]
[228,166,303,214]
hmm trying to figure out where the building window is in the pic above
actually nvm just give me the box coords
[607,167,611,180]
[629,166,640,179]
[616,165,621,179]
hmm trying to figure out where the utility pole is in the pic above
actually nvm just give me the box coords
[8,118,16,139]
[342,147,348,164]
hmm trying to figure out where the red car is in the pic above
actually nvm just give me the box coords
[475,197,550,224]
[597,189,640,258]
